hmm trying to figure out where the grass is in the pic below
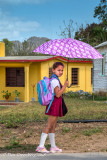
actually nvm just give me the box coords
[93,91,107,101]
[0,106,10,110]
[62,127,71,134]
[0,97,107,128]
[82,127,103,136]
[101,149,107,152]
[0,144,36,152]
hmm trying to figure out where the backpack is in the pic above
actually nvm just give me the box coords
[37,76,55,106]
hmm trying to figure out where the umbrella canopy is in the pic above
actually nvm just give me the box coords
[33,38,103,88]
[33,38,103,59]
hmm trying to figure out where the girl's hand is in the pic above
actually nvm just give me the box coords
[54,80,69,98]
[64,80,69,87]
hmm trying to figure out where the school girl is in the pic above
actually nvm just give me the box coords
[36,62,69,153]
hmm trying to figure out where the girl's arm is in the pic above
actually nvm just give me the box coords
[54,81,69,98]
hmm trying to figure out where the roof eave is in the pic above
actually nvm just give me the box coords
[0,56,93,63]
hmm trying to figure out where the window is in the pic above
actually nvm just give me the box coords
[91,68,93,84]
[6,68,25,87]
[49,67,53,78]
[102,53,106,75]
[71,68,78,85]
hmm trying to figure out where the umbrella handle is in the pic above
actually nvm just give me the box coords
[66,77,72,88]
[67,83,72,88]
[66,58,72,88]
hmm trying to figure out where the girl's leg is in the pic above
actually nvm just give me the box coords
[49,118,57,148]
[49,117,57,133]
[43,115,58,133]
[48,117,62,153]
[37,116,57,148]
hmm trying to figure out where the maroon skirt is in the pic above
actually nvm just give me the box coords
[45,96,68,117]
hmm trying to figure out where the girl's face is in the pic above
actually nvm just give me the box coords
[52,65,64,77]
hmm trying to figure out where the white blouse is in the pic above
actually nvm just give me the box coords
[50,79,61,93]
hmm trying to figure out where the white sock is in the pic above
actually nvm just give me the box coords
[49,133,56,148]
[38,132,48,147]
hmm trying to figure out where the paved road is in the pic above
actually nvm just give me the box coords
[0,153,107,160]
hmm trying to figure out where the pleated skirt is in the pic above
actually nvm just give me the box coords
[45,96,68,117]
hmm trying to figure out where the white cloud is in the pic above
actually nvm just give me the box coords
[0,0,48,4]
[0,8,40,41]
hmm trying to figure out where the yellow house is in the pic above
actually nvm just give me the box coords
[0,42,93,102]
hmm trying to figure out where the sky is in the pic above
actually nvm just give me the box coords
[0,0,101,42]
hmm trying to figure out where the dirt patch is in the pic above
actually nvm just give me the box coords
[0,122,107,153]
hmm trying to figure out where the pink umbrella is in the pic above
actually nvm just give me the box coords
[33,38,103,87]
[33,38,103,59]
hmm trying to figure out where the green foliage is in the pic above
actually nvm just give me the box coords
[16,40,30,56]
[93,91,107,101]
[75,23,107,46]
[10,136,20,146]
[63,91,92,100]
[62,127,71,134]
[0,98,107,128]
[1,90,11,99]
[5,136,21,149]
[13,90,20,98]
[45,144,51,150]
[59,0,107,46]
[64,90,107,101]
[2,39,13,56]
[5,121,18,128]
[0,106,9,110]
[82,127,103,136]
[94,0,107,23]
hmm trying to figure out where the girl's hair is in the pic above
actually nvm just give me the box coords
[52,62,64,69]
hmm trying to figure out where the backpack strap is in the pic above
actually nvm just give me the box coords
[46,92,55,113]
[51,74,62,88]
[45,77,55,113]
[46,75,61,113]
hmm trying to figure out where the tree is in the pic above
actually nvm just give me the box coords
[75,0,107,46]
[75,22,107,46]
[58,19,77,38]
[2,39,14,56]
[94,0,107,24]
[13,40,35,56]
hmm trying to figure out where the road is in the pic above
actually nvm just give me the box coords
[0,152,107,160]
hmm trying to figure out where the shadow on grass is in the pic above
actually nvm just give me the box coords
[0,144,51,153]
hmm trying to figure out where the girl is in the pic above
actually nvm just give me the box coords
[36,62,69,153]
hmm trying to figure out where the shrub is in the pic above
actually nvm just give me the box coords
[64,90,107,101]
[93,91,107,101]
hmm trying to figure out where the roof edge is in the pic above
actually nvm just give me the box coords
[94,41,107,49]
[0,56,93,63]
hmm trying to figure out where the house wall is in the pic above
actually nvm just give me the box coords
[66,62,92,93]
[29,62,41,101]
[40,60,93,94]
[0,66,25,101]
[0,42,5,57]
[93,46,107,92]
[0,60,93,102]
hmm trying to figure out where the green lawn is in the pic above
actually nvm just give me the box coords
[0,106,10,110]
[0,97,107,128]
